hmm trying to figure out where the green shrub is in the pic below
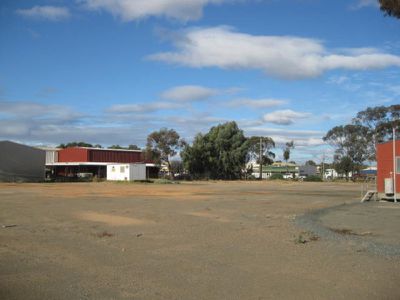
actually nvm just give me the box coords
[304,175,323,182]
[269,174,284,180]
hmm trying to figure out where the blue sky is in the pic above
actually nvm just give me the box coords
[1,0,400,163]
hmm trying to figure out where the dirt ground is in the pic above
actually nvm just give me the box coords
[0,181,399,299]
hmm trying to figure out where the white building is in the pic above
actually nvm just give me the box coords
[106,163,146,181]
[324,168,352,180]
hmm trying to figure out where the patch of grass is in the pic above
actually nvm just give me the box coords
[152,179,180,184]
[113,180,154,184]
[295,231,320,244]
[96,231,114,238]
[295,234,308,244]
[303,175,323,182]
[329,228,373,236]
[269,174,284,180]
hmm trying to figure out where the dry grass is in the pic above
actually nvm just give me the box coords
[95,231,114,238]
[329,228,373,236]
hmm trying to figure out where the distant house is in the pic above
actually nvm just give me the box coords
[323,168,352,180]
[0,141,45,182]
[251,162,299,179]
[360,166,377,177]
[298,164,317,178]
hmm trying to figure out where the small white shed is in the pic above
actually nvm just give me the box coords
[106,163,146,181]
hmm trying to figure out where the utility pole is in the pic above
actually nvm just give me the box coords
[321,153,325,181]
[259,137,263,180]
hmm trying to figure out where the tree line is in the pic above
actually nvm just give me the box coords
[146,122,284,180]
[57,142,141,150]
[57,104,399,180]
[323,104,400,179]
[58,122,290,180]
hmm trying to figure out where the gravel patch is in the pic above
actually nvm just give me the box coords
[295,202,400,257]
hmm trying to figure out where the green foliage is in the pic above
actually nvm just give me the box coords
[57,141,94,148]
[353,105,400,160]
[269,174,284,180]
[303,175,322,182]
[181,121,249,179]
[334,156,354,181]
[128,144,141,150]
[246,136,275,164]
[283,141,294,162]
[146,128,186,173]
[323,124,370,172]
[305,160,316,166]
[108,144,141,150]
[108,145,125,149]
[379,0,400,19]
[169,160,184,175]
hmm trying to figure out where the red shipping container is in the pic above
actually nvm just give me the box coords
[376,140,400,195]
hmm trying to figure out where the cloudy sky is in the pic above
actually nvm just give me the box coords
[1,0,399,162]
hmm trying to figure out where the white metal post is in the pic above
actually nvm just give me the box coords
[393,127,397,203]
[259,137,263,180]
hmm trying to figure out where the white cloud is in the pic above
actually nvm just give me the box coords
[0,101,81,121]
[350,0,379,9]
[161,85,218,102]
[79,0,229,22]
[107,101,184,113]
[16,6,70,21]
[242,126,326,150]
[228,98,287,109]
[149,26,400,79]
[327,75,349,85]
[263,109,311,125]
[0,100,330,162]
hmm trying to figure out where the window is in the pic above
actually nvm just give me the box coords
[120,166,125,173]
[397,157,400,174]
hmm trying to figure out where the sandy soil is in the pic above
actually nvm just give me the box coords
[0,181,399,299]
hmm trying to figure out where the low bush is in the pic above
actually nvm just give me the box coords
[269,174,284,180]
[304,175,323,182]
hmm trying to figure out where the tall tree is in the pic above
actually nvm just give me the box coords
[146,128,185,177]
[247,136,275,165]
[283,141,294,163]
[323,124,370,174]
[247,136,275,179]
[379,0,400,19]
[305,160,316,166]
[181,122,249,179]
[352,104,400,160]
[334,155,354,181]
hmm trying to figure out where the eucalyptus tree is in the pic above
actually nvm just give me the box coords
[353,104,400,160]
[379,0,400,19]
[146,128,186,177]
[181,121,249,179]
[323,124,370,174]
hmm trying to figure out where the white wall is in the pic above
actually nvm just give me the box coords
[107,164,146,181]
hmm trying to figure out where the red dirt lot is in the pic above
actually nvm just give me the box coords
[0,181,399,299]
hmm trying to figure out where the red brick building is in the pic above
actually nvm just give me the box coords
[46,147,158,179]
[376,140,400,200]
